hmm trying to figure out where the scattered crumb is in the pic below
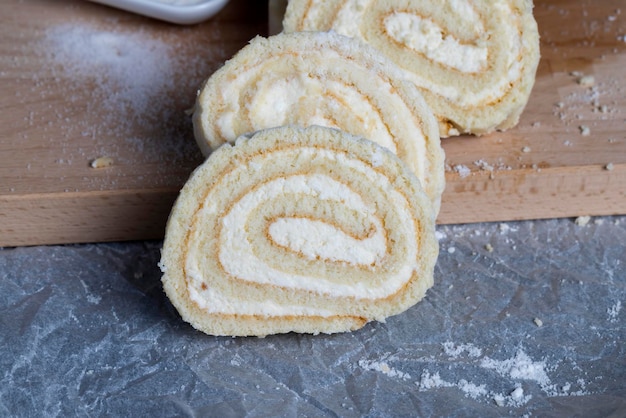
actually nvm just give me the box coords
[579,125,590,136]
[454,164,471,178]
[485,243,494,253]
[605,163,614,171]
[555,101,564,109]
[522,146,531,153]
[90,156,114,168]
[531,121,541,128]
[577,75,595,87]
[510,387,525,401]
[471,159,497,179]
[575,216,591,227]
[473,159,494,173]
[563,140,573,146]
[447,247,456,254]
[534,318,543,327]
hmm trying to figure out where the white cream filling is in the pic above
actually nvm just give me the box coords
[185,148,418,316]
[314,0,522,106]
[186,279,335,317]
[268,217,386,265]
[212,49,429,180]
[383,12,487,73]
[216,52,408,153]
[218,173,410,298]
[331,0,371,37]
[244,76,398,152]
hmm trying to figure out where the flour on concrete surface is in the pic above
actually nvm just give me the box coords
[442,342,483,358]
[358,359,411,381]
[360,346,591,408]
[607,300,621,322]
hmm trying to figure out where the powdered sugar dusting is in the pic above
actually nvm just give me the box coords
[480,350,550,385]
[607,300,621,322]
[457,379,488,400]
[362,346,591,408]
[45,25,175,117]
[418,370,453,390]
[442,341,482,358]
[418,371,488,400]
[34,21,224,175]
[358,359,411,380]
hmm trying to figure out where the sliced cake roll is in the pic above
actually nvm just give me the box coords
[160,126,438,337]
[193,31,444,214]
[283,0,541,137]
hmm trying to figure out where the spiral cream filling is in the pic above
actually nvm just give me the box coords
[334,0,488,73]
[161,125,438,335]
[287,0,527,106]
[194,32,445,214]
[185,148,418,316]
[268,217,386,265]
[383,12,487,73]
[215,49,416,155]
[283,0,541,136]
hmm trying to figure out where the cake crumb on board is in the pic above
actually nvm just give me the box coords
[90,156,114,169]
[579,125,591,136]
[575,216,591,226]
[577,75,595,87]
[453,164,471,178]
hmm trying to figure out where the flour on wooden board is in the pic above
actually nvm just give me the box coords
[35,22,222,168]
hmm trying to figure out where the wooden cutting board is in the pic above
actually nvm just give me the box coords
[1,0,624,246]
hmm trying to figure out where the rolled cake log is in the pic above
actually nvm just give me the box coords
[283,0,541,137]
[160,126,438,337]
[193,31,444,214]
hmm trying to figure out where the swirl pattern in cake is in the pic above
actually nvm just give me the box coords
[193,31,444,214]
[283,0,541,137]
[160,126,438,336]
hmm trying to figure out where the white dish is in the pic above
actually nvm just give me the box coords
[89,0,230,25]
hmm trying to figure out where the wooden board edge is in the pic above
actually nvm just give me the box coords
[437,164,626,225]
[0,188,179,247]
[1,164,624,246]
